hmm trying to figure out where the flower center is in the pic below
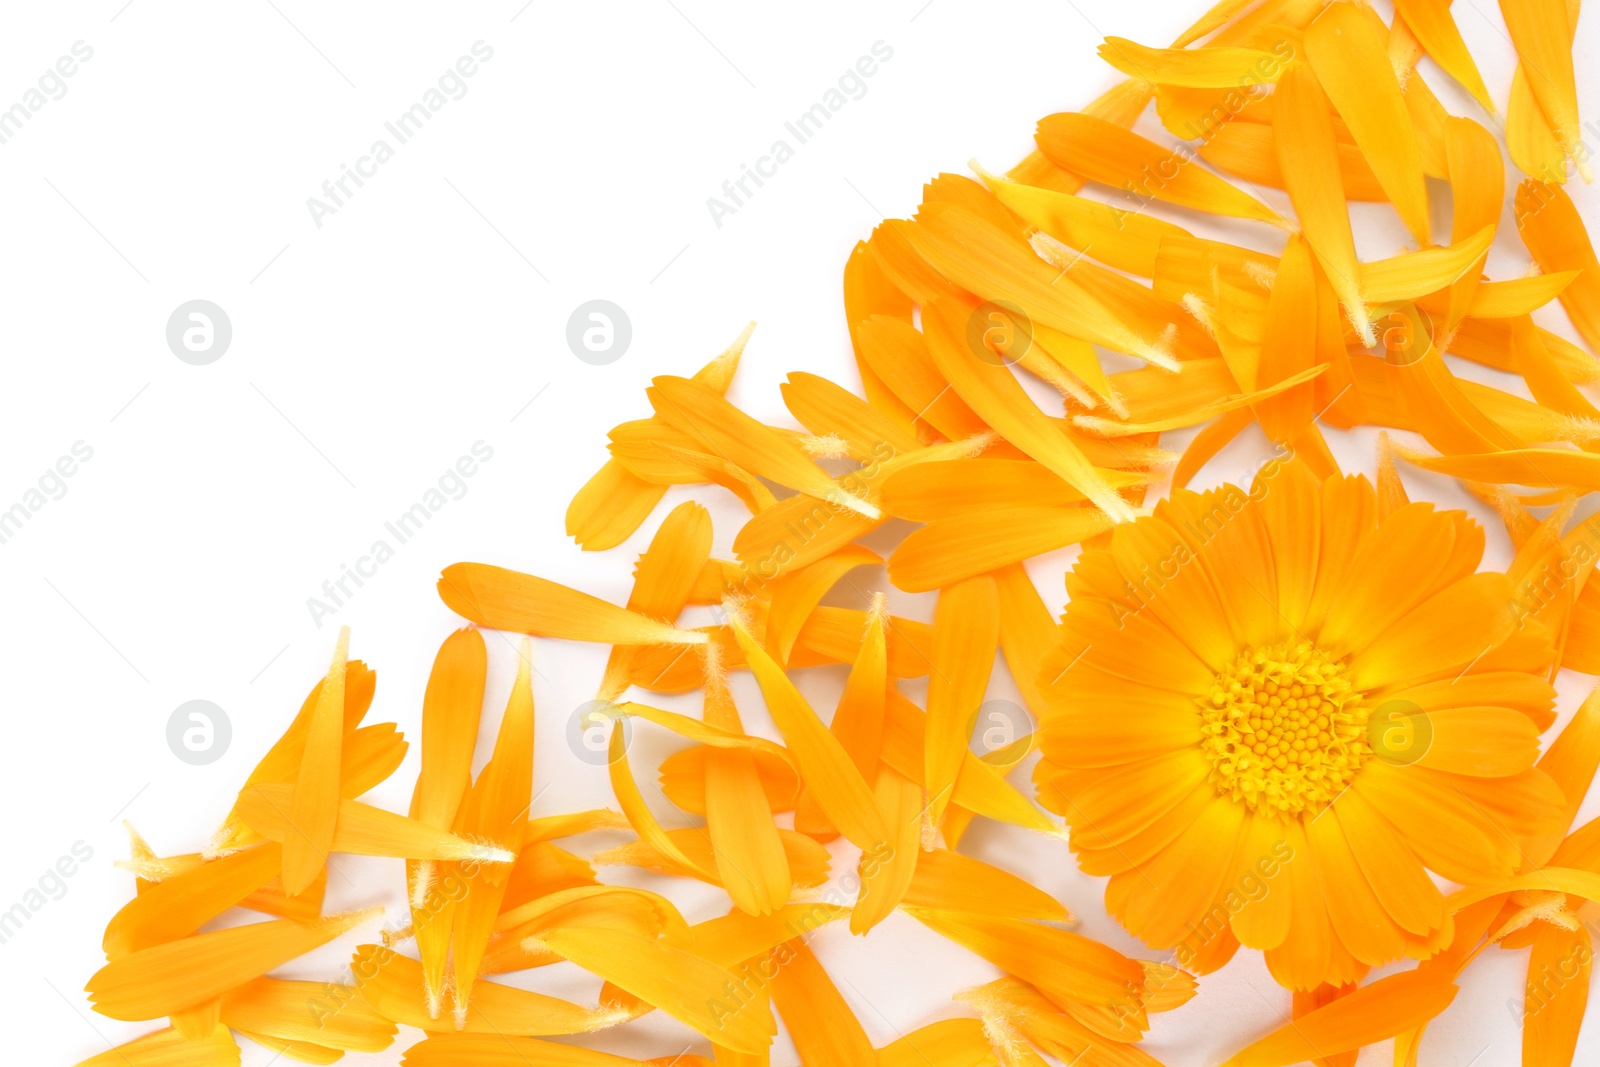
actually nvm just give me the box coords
[1197,641,1371,817]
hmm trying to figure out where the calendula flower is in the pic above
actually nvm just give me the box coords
[1036,458,1567,990]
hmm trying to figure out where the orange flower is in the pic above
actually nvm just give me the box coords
[1037,459,1566,990]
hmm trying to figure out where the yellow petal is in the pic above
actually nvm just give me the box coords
[535,925,777,1054]
[86,909,380,1021]
[350,944,617,1035]
[649,374,879,518]
[103,843,281,959]
[905,908,1144,1012]
[1358,224,1496,303]
[438,563,707,645]
[600,502,714,699]
[565,324,751,550]
[1500,0,1588,180]
[220,977,395,1052]
[765,545,881,664]
[768,938,877,1065]
[73,1027,240,1067]
[923,576,1000,838]
[1393,0,1495,114]
[282,628,348,895]
[239,784,514,864]
[851,764,923,933]
[703,663,793,915]
[411,628,485,831]
[1525,923,1592,1067]
[982,172,1189,278]
[1517,181,1600,355]
[896,204,1179,369]
[1098,37,1290,88]
[890,506,1116,592]
[1035,111,1286,226]
[921,298,1136,521]
[1221,969,1457,1067]
[781,371,922,461]
[1199,118,1390,203]
[1274,62,1370,342]
[727,608,890,850]
[903,847,1070,921]
[1304,1,1432,246]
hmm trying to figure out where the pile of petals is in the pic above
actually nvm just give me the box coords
[72,1,1600,1065]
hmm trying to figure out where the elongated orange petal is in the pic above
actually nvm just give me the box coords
[1393,0,1494,114]
[402,1033,675,1065]
[351,945,619,1035]
[566,324,751,550]
[103,843,281,959]
[895,204,1179,371]
[649,374,879,518]
[1500,0,1589,181]
[764,545,881,664]
[1036,112,1286,227]
[1098,37,1289,88]
[239,784,514,863]
[906,908,1144,1011]
[1359,224,1495,303]
[408,627,485,1017]
[565,459,668,553]
[411,628,485,831]
[282,627,349,895]
[1220,969,1457,1067]
[438,563,707,645]
[1518,181,1600,355]
[703,660,792,915]
[982,171,1188,278]
[534,925,777,1054]
[599,501,713,700]
[768,938,876,1065]
[451,639,539,1024]
[920,298,1135,521]
[1009,79,1152,194]
[727,607,890,850]
[86,909,380,1021]
[851,764,923,934]
[1254,235,1318,441]
[73,1026,240,1067]
[207,659,378,856]
[904,847,1070,921]
[923,577,1000,838]
[219,977,396,1053]
[1274,62,1369,342]
[891,506,1116,592]
[881,458,1146,521]
[781,370,922,460]
[1304,1,1432,246]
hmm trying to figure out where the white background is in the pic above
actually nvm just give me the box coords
[1,1,1598,1064]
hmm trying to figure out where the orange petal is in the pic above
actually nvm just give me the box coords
[282,628,349,896]
[1304,1,1432,246]
[438,563,707,645]
[1036,111,1286,227]
[86,909,380,1021]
